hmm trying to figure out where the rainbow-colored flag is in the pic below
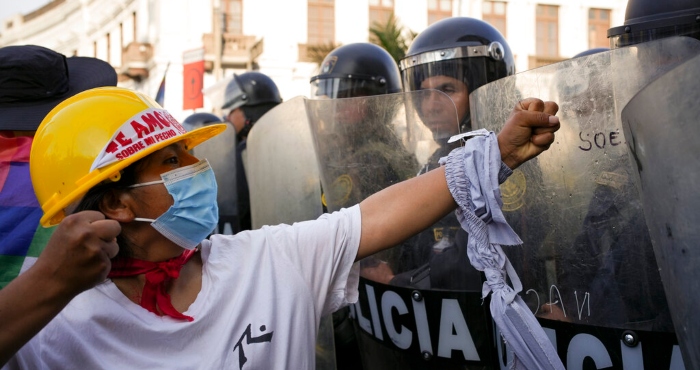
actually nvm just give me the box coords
[0,132,54,288]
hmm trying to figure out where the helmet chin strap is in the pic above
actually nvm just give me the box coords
[459,115,472,133]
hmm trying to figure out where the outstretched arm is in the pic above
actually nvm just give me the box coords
[0,211,119,366]
[356,98,559,260]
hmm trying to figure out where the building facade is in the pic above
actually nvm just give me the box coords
[0,0,627,122]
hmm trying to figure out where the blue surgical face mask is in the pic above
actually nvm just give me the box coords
[130,159,219,250]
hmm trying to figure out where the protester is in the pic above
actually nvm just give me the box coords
[221,72,282,231]
[3,83,557,368]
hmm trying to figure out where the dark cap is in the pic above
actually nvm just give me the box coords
[0,45,117,130]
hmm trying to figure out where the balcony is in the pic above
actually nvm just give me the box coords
[119,42,154,82]
[202,33,263,70]
[23,0,66,22]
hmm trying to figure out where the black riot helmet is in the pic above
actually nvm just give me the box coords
[310,43,402,99]
[608,0,700,49]
[221,71,282,111]
[181,112,225,132]
[400,17,515,94]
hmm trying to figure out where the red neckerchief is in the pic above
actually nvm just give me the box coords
[108,249,197,322]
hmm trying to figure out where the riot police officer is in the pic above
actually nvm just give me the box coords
[310,42,415,200]
[323,18,520,370]
[549,46,674,333]
[607,0,700,367]
[393,17,517,291]
[310,42,409,370]
[479,1,698,366]
[222,72,282,231]
[607,0,700,337]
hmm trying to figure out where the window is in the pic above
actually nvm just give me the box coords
[369,0,393,27]
[588,8,611,49]
[222,0,243,34]
[428,0,452,25]
[308,0,335,45]
[482,1,506,37]
[536,4,559,57]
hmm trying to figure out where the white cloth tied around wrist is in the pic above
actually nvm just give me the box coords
[442,129,564,370]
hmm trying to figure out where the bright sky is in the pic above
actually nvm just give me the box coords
[0,0,51,22]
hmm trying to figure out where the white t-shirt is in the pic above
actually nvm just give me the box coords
[6,206,361,370]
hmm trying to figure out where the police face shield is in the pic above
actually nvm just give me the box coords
[306,92,501,368]
[621,54,700,369]
[466,37,700,368]
[400,42,506,94]
[221,77,246,116]
[310,76,389,99]
[401,58,485,94]
[401,49,500,134]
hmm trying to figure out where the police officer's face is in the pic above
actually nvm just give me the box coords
[419,75,469,136]
[227,108,247,135]
[334,98,369,126]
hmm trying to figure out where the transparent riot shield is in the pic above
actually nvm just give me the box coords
[191,122,238,235]
[245,96,335,370]
[621,53,700,370]
[305,91,499,369]
[246,96,324,228]
[469,37,700,369]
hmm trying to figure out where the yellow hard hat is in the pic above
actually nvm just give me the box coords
[30,86,227,227]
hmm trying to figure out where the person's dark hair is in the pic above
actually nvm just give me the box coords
[71,160,145,259]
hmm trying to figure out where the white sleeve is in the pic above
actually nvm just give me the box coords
[267,205,361,317]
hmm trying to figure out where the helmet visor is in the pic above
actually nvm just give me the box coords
[310,77,387,99]
[401,58,491,94]
[609,22,700,49]
[221,78,246,111]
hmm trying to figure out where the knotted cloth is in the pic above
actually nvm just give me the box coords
[108,249,197,322]
[443,129,564,370]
